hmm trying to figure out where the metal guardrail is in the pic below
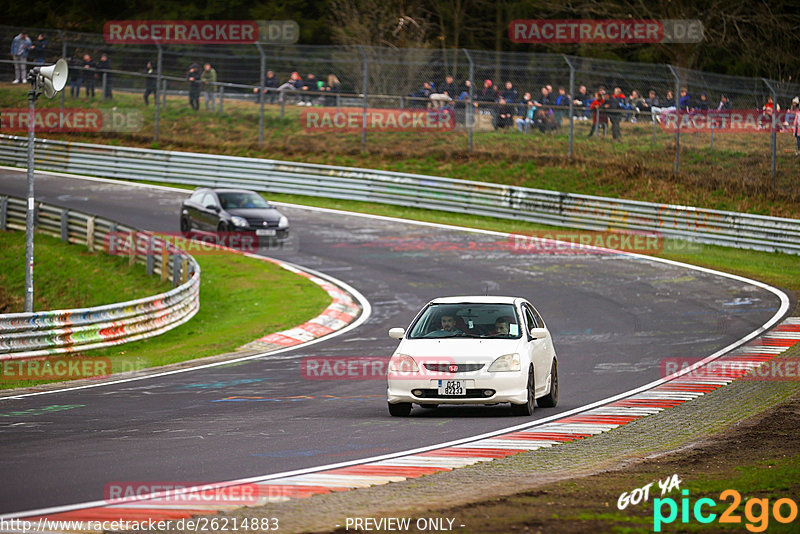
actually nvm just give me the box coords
[0,194,200,359]
[1,134,799,255]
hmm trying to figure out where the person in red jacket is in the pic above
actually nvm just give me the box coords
[588,90,607,137]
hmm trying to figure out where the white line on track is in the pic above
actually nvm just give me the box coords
[0,166,791,520]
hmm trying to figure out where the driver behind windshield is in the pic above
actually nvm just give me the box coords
[430,314,464,336]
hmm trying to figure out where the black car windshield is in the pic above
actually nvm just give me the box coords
[218,192,272,210]
[407,303,522,339]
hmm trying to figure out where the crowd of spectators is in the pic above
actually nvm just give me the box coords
[6,31,799,138]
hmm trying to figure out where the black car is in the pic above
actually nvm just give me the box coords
[180,188,289,241]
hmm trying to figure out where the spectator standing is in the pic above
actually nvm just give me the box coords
[187,63,201,111]
[604,91,622,140]
[31,34,48,65]
[143,60,157,105]
[324,74,341,106]
[588,90,607,137]
[68,55,81,97]
[717,94,732,110]
[10,31,31,83]
[96,53,112,99]
[645,90,659,122]
[554,86,569,125]
[80,53,96,98]
[201,63,217,111]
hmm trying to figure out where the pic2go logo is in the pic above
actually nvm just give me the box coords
[653,489,799,532]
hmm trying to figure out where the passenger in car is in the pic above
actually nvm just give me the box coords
[492,316,510,336]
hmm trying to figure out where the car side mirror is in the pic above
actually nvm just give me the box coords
[388,328,405,340]
[205,204,219,211]
[529,327,548,340]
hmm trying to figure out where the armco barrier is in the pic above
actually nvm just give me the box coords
[1,135,799,254]
[0,195,200,360]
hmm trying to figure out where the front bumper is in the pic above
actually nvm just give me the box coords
[387,371,528,405]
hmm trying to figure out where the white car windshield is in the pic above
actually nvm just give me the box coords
[407,303,521,339]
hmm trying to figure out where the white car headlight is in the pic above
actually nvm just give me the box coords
[230,216,248,228]
[488,353,521,372]
[278,215,289,229]
[388,354,419,376]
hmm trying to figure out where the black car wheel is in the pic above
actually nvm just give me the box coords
[217,221,228,232]
[538,360,559,408]
[388,402,412,417]
[510,365,535,416]
[180,215,191,234]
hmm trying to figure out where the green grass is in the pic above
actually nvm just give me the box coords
[0,230,331,389]
[0,230,168,312]
[1,84,798,219]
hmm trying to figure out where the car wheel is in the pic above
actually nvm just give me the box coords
[217,222,228,232]
[388,402,412,417]
[538,360,558,408]
[511,366,534,416]
[180,216,191,234]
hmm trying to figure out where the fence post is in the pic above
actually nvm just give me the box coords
[463,49,474,153]
[219,85,224,113]
[256,42,266,147]
[762,78,778,186]
[60,209,69,242]
[358,46,368,153]
[171,254,181,288]
[58,30,66,113]
[0,196,6,231]
[161,79,167,107]
[101,72,107,102]
[563,55,575,159]
[280,88,285,117]
[146,237,155,275]
[667,64,681,174]
[154,43,162,142]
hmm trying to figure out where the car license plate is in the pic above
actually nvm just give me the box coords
[256,229,276,236]
[438,379,465,396]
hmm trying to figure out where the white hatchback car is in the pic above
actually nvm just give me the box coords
[386,296,558,416]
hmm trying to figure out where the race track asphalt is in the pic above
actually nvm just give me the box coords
[0,169,786,514]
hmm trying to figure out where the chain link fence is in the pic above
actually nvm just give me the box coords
[3,23,800,178]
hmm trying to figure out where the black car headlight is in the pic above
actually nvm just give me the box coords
[230,216,248,228]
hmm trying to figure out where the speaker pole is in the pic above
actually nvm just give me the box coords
[24,71,37,312]
[22,59,68,312]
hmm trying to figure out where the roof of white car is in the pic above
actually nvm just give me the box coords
[429,296,521,304]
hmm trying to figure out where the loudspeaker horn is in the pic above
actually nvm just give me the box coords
[38,58,68,97]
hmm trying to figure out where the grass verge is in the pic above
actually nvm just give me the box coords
[0,230,331,390]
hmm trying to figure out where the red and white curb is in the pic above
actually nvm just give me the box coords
[8,317,798,529]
